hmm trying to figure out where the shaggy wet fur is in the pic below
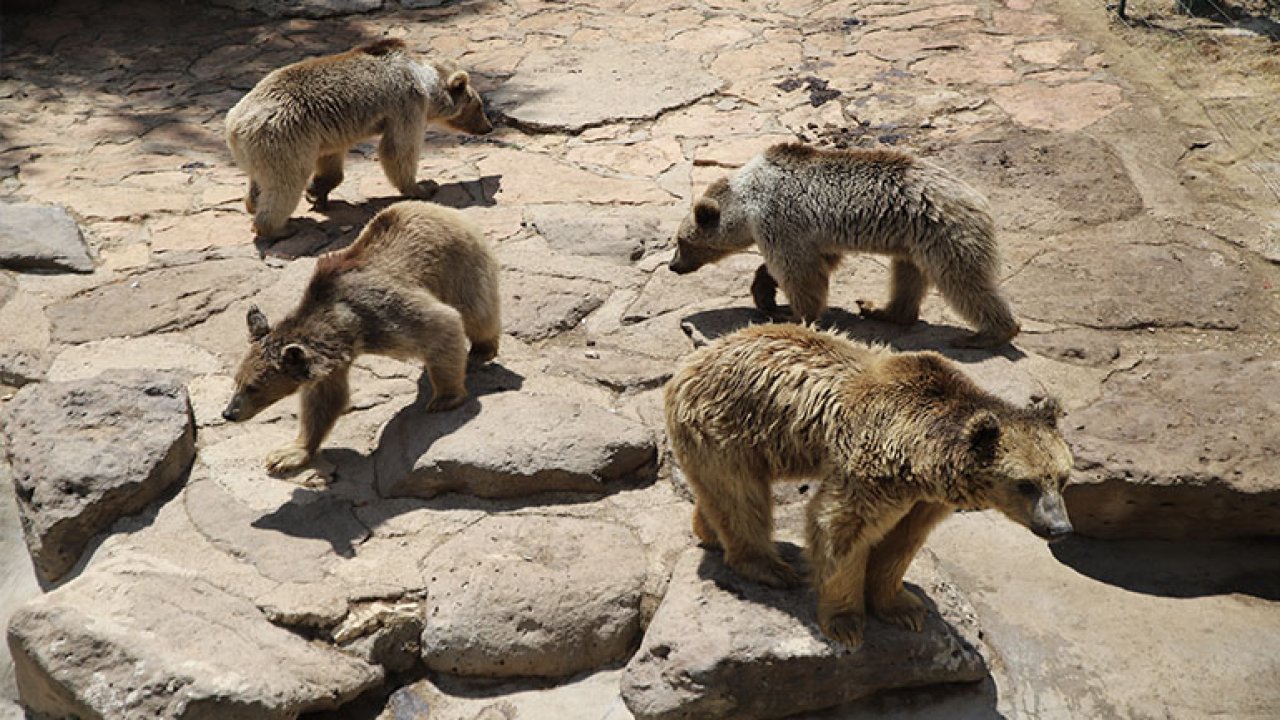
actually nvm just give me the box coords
[669,142,1020,348]
[664,324,1072,647]
[223,201,501,474]
[225,38,492,238]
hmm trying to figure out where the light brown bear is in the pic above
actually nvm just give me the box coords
[225,38,492,239]
[222,201,501,474]
[664,323,1072,648]
[668,142,1019,348]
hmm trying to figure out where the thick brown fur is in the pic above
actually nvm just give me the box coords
[222,201,501,475]
[664,324,1072,648]
[668,142,1020,348]
[225,40,492,239]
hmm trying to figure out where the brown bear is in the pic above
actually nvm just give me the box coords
[222,201,501,474]
[225,38,492,239]
[664,323,1072,648]
[668,142,1020,348]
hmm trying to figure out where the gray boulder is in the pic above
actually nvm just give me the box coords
[421,515,647,678]
[1065,350,1280,538]
[0,202,93,273]
[375,391,656,499]
[621,547,987,720]
[1,370,195,581]
[7,557,382,719]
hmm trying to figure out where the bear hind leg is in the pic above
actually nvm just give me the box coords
[412,295,470,412]
[933,268,1020,348]
[866,501,954,632]
[252,162,309,240]
[688,465,800,589]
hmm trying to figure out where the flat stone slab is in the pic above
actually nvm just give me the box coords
[1065,350,1280,539]
[525,204,683,265]
[0,201,93,273]
[621,548,987,720]
[489,44,724,133]
[1004,219,1261,332]
[2,370,195,581]
[45,256,266,343]
[375,391,657,500]
[7,558,383,719]
[421,515,647,678]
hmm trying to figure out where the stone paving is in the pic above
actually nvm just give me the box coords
[2,0,1279,718]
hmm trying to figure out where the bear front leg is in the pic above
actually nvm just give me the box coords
[774,258,830,324]
[866,501,954,632]
[265,367,351,475]
[807,485,912,648]
[750,263,780,315]
[378,119,437,200]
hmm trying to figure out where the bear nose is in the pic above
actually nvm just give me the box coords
[222,408,236,422]
[1046,523,1073,540]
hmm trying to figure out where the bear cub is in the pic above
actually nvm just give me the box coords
[226,38,492,239]
[664,323,1072,648]
[669,142,1020,348]
[223,201,501,474]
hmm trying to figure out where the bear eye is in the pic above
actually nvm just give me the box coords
[1016,481,1039,497]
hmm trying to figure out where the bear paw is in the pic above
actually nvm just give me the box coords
[872,588,928,632]
[856,299,917,326]
[950,329,1015,349]
[406,179,441,200]
[819,609,866,649]
[426,392,468,412]
[732,554,803,589]
[265,445,312,475]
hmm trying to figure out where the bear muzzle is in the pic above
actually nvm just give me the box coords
[1030,491,1073,541]
[222,396,247,423]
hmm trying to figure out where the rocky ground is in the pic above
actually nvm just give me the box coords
[1,0,1279,718]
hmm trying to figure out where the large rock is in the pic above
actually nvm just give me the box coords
[489,45,724,133]
[421,515,647,678]
[7,558,382,719]
[45,256,266,343]
[376,391,657,500]
[0,201,93,273]
[1,370,195,581]
[1065,350,1280,539]
[621,548,987,720]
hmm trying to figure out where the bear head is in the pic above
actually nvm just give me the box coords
[433,60,492,136]
[963,396,1074,540]
[669,177,753,274]
[222,305,318,423]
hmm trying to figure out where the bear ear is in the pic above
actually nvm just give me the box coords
[1029,395,1064,426]
[964,410,1002,464]
[246,305,270,341]
[693,198,720,229]
[446,69,470,92]
[281,343,311,381]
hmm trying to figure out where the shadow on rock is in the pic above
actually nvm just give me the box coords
[254,175,504,259]
[249,488,370,559]
[1051,534,1280,601]
[679,306,1026,362]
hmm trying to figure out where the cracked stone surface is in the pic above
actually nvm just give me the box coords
[2,0,1279,717]
[489,45,724,133]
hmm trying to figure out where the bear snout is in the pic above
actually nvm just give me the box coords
[668,258,695,274]
[222,399,245,423]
